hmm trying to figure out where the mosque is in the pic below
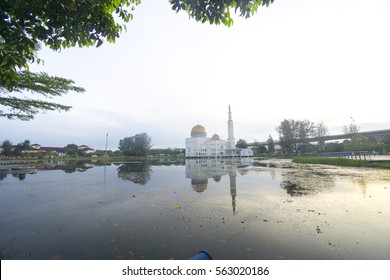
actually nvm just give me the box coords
[185,106,253,158]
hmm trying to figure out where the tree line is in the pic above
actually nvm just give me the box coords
[1,133,164,158]
[274,119,389,155]
[0,140,93,157]
[235,119,390,156]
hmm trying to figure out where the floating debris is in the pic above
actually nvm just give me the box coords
[173,205,181,209]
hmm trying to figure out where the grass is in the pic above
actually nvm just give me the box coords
[292,156,390,169]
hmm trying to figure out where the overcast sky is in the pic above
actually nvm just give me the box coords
[1,0,390,150]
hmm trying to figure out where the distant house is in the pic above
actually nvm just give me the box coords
[78,145,95,154]
[1,143,96,157]
[29,144,67,156]
[28,144,95,156]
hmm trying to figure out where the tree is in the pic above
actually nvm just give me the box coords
[313,122,329,151]
[276,119,315,155]
[170,0,274,26]
[1,71,85,120]
[1,1,274,119]
[254,144,267,155]
[236,139,248,149]
[314,122,329,138]
[1,140,13,156]
[1,0,137,119]
[1,0,140,88]
[267,135,275,152]
[2,0,272,84]
[383,136,390,146]
[342,118,360,135]
[119,133,153,157]
[324,142,344,153]
[344,134,370,151]
[66,143,85,157]
[21,139,31,150]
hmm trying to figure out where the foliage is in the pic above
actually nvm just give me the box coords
[292,156,390,169]
[66,144,85,157]
[1,0,274,120]
[253,144,267,156]
[344,134,369,151]
[112,150,124,157]
[342,120,360,135]
[267,135,274,151]
[1,0,136,120]
[169,0,274,26]
[292,156,367,167]
[276,119,316,155]
[324,142,345,153]
[383,136,390,145]
[1,140,13,156]
[236,139,248,149]
[1,71,85,120]
[118,133,153,157]
[314,122,329,138]
[0,0,140,88]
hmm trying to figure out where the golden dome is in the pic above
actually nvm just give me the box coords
[191,124,206,134]
[191,124,207,138]
[191,179,208,192]
[211,133,220,140]
[213,175,221,182]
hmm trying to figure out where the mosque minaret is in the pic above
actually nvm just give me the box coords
[226,105,237,156]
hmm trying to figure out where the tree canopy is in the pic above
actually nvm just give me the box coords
[1,0,138,119]
[342,121,360,135]
[1,0,274,120]
[0,71,85,120]
[119,133,153,157]
[0,0,140,89]
[170,0,274,26]
[236,138,248,149]
[276,119,316,155]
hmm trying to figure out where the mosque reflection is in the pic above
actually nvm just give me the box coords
[185,158,252,214]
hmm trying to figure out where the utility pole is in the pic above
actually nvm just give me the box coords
[105,133,108,157]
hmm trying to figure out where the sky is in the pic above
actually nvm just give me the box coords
[1,0,390,150]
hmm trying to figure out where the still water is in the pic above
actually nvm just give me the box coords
[0,159,390,260]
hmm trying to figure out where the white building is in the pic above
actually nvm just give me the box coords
[185,106,253,158]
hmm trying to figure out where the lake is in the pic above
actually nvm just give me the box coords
[0,158,390,260]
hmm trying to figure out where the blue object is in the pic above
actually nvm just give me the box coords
[190,250,212,260]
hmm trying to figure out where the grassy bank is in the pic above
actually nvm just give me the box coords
[292,156,390,169]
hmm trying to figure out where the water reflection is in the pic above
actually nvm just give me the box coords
[185,158,252,214]
[1,158,390,260]
[0,160,97,181]
[117,162,152,185]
